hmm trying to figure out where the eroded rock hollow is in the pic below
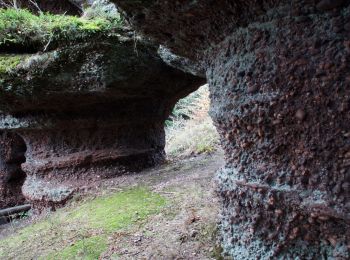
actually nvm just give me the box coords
[113,0,350,258]
[0,29,204,208]
[0,131,26,208]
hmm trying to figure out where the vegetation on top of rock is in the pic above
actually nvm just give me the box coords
[0,8,123,52]
[0,54,27,75]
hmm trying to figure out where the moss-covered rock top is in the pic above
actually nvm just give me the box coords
[0,8,123,52]
[0,54,28,75]
[0,7,204,116]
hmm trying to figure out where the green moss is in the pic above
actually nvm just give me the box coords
[68,187,166,233]
[0,187,166,259]
[0,54,27,74]
[0,8,123,51]
[46,236,108,260]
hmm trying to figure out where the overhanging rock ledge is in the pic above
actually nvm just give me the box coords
[0,27,204,209]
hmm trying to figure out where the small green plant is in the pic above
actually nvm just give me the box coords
[18,210,29,219]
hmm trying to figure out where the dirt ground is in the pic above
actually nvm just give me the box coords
[0,151,225,259]
[100,151,225,260]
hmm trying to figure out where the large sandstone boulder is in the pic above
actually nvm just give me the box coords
[0,10,204,209]
[112,0,350,258]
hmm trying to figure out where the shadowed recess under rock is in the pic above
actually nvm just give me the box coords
[0,8,205,209]
[0,131,27,209]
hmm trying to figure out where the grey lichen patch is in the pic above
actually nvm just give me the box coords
[22,175,74,204]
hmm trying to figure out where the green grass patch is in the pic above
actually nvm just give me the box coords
[47,236,108,260]
[0,8,123,51]
[68,187,166,233]
[0,187,166,260]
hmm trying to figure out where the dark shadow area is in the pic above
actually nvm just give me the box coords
[0,132,27,210]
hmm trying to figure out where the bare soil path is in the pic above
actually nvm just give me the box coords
[100,151,225,259]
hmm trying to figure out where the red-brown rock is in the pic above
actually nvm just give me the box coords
[112,0,350,258]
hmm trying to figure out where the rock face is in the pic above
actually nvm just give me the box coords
[112,0,350,258]
[0,28,204,208]
[0,131,26,208]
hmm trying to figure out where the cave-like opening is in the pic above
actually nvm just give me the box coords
[165,84,220,159]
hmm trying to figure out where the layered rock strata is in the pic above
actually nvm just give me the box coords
[0,29,204,208]
[112,0,350,258]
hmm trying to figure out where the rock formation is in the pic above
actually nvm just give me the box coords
[0,0,349,257]
[0,131,26,208]
[112,0,350,258]
[0,11,204,209]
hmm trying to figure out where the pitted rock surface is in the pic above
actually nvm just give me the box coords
[0,0,349,257]
[209,5,350,258]
[112,0,350,258]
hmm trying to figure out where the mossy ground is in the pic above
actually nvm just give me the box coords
[0,152,224,259]
[0,187,166,260]
[0,8,123,51]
